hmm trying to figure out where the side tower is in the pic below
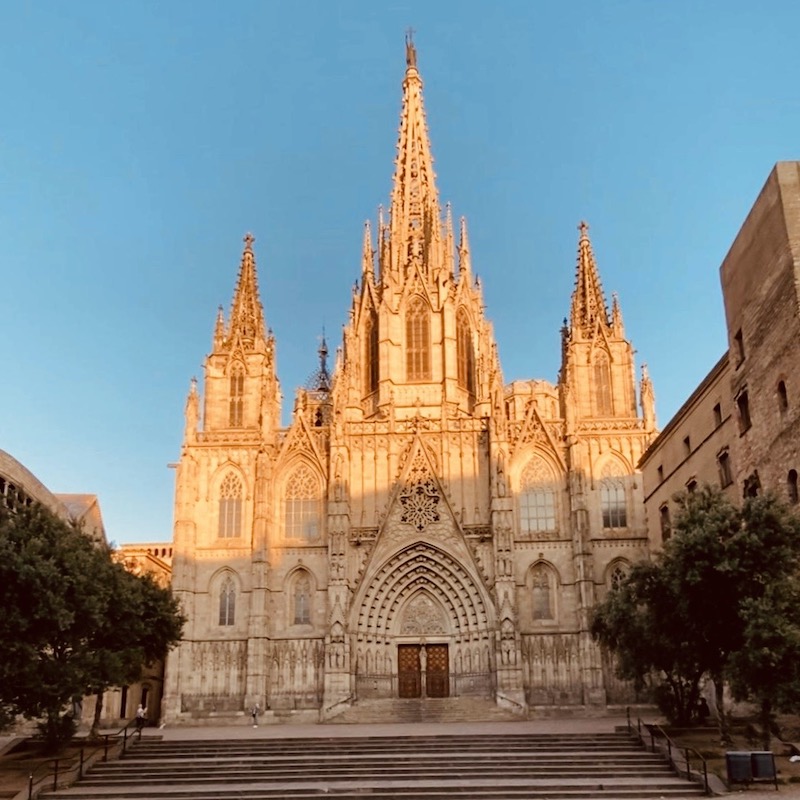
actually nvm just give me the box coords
[558,222,656,703]
[164,235,281,721]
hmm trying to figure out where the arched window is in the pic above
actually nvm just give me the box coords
[456,307,475,394]
[219,577,236,626]
[530,563,554,621]
[284,465,322,542]
[600,460,627,529]
[518,456,558,534]
[292,571,312,625]
[593,351,613,416]
[789,470,799,505]
[364,310,379,394]
[218,473,243,538]
[609,561,628,592]
[406,296,431,381]
[229,363,245,427]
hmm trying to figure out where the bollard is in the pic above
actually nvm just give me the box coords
[52,759,59,791]
[28,773,33,800]
[685,748,691,779]
[103,734,109,762]
[79,746,84,778]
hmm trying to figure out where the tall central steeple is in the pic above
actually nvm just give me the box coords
[388,33,444,278]
[569,221,609,337]
[226,233,267,349]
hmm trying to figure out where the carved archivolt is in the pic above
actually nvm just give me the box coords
[355,542,491,643]
[400,593,447,634]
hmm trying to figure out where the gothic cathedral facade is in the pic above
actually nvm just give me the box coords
[163,43,658,723]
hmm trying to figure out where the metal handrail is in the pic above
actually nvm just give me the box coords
[25,718,142,800]
[626,708,710,795]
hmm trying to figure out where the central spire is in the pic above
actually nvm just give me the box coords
[226,232,267,349]
[389,33,443,277]
[569,221,609,337]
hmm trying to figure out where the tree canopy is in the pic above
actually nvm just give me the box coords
[591,486,800,735]
[0,501,184,749]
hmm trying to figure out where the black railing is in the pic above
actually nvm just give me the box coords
[626,708,710,795]
[26,718,142,800]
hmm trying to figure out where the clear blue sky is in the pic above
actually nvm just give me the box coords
[2,1,798,544]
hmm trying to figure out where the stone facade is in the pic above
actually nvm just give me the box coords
[163,43,657,724]
[640,163,800,539]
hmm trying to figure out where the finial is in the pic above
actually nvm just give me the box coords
[578,220,589,240]
[405,28,417,68]
[243,232,255,252]
[190,376,198,392]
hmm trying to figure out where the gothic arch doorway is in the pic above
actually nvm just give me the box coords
[352,542,494,700]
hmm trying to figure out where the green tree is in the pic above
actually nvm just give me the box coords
[592,487,800,733]
[0,502,184,750]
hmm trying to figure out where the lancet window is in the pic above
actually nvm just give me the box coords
[218,473,243,538]
[284,465,322,542]
[365,310,379,394]
[292,571,312,625]
[456,307,475,394]
[229,363,245,427]
[609,561,629,592]
[519,456,558,534]
[406,296,431,381]
[531,563,554,620]
[593,350,613,416]
[600,460,627,529]
[218,577,236,626]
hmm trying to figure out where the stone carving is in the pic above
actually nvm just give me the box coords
[400,479,441,531]
[400,593,446,634]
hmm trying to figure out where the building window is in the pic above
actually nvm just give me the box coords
[736,389,751,433]
[717,450,733,488]
[284,465,322,542]
[600,461,627,529]
[743,471,761,498]
[456,307,475,394]
[531,564,554,621]
[659,504,671,542]
[593,351,613,416]
[713,403,722,427]
[406,296,431,381]
[609,562,628,592]
[292,571,312,625]
[229,363,244,427]
[518,457,558,534]
[686,479,698,494]
[778,380,789,414]
[657,465,664,482]
[788,470,798,505]
[364,310,379,394]
[219,577,236,626]
[734,328,745,365]
[683,436,691,456]
[218,473,243,538]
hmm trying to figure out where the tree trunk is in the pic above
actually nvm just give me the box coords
[760,697,773,752]
[713,675,732,746]
[89,691,104,739]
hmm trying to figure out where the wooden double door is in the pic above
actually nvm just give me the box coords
[398,644,449,698]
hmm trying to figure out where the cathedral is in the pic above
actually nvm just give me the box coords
[163,41,658,723]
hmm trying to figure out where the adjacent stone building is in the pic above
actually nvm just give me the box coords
[163,43,658,723]
[641,162,800,542]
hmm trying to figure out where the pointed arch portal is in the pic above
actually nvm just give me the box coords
[353,542,494,699]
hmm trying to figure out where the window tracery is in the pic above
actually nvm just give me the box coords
[456,307,475,394]
[229,363,245,427]
[531,563,554,620]
[292,571,312,625]
[593,350,613,416]
[218,473,243,538]
[599,460,627,529]
[518,456,558,534]
[284,465,322,542]
[406,296,431,381]
[219,577,236,626]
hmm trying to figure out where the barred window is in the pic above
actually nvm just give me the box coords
[284,465,322,542]
[218,473,243,538]
[600,461,627,529]
[406,296,431,381]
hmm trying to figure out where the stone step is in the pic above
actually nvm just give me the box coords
[326,697,521,724]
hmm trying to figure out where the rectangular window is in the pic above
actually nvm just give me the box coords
[519,490,556,533]
[657,465,664,482]
[737,389,752,433]
[683,436,691,456]
[713,403,722,427]
[686,479,697,494]
[601,481,627,529]
[659,504,671,542]
[734,329,745,365]
[717,450,733,488]
[285,498,321,541]
[218,498,242,538]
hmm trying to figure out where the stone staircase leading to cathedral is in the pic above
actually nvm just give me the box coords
[41,729,707,799]
[326,696,522,724]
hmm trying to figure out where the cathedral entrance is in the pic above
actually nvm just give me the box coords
[397,643,449,698]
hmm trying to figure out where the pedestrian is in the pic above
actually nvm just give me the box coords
[251,703,260,728]
[135,703,147,732]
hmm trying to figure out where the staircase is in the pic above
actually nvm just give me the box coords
[327,696,521,723]
[41,730,707,799]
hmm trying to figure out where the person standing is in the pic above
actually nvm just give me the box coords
[135,704,147,732]
[250,703,260,728]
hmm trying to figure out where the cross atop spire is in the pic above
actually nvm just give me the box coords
[226,233,267,349]
[569,221,609,337]
[389,35,443,277]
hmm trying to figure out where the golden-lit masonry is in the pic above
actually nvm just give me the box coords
[162,40,658,724]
